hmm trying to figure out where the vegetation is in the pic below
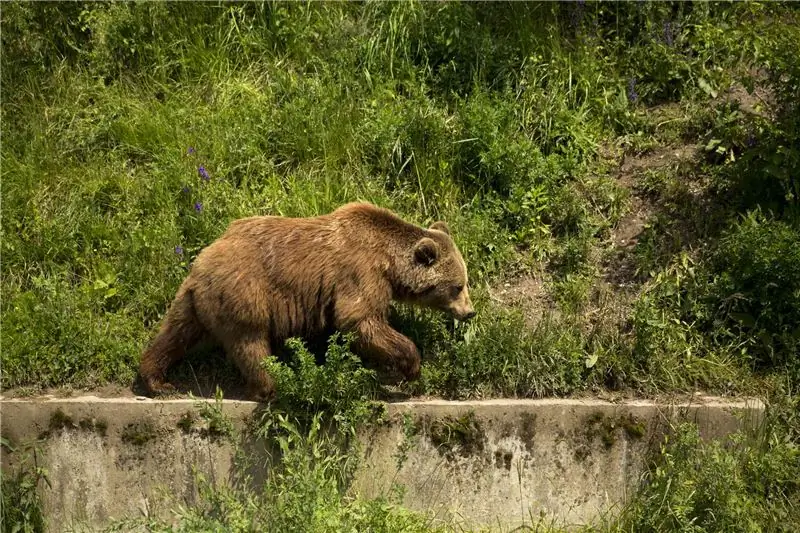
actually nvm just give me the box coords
[2,1,799,532]
[0,439,48,533]
[610,400,800,532]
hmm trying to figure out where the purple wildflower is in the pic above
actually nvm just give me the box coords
[627,78,639,103]
[663,21,674,46]
[181,185,191,194]
[746,132,757,148]
[198,165,210,181]
[194,201,203,212]
[571,0,585,30]
[187,147,196,155]
[175,245,184,256]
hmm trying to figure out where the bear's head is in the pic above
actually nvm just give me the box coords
[400,220,476,321]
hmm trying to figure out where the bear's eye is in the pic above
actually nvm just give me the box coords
[451,285,464,297]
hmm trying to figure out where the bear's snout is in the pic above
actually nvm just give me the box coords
[447,285,475,321]
[460,309,476,321]
[450,300,476,321]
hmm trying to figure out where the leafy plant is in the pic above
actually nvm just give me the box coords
[0,439,49,533]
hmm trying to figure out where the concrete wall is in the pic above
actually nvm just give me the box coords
[352,397,764,530]
[0,395,763,532]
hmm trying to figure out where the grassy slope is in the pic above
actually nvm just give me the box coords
[2,2,800,530]
[3,1,796,401]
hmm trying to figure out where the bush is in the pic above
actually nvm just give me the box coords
[706,211,800,369]
[615,418,800,532]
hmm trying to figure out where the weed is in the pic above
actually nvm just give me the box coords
[195,387,236,441]
[425,411,487,461]
[120,421,157,447]
[621,414,647,440]
[0,439,49,533]
[260,333,384,437]
[393,412,420,470]
[613,419,800,532]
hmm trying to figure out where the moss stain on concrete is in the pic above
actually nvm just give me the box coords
[121,421,157,446]
[494,450,513,471]
[177,411,197,434]
[573,411,648,461]
[425,411,487,461]
[517,412,537,454]
[39,409,107,439]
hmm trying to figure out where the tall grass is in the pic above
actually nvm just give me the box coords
[5,1,796,397]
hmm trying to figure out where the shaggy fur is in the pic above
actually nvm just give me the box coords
[137,202,475,401]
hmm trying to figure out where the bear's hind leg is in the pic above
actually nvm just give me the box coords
[139,288,205,396]
[224,333,277,402]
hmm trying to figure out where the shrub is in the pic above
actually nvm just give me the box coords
[615,419,800,532]
[706,211,800,369]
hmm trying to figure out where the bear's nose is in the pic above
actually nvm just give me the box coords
[462,310,476,321]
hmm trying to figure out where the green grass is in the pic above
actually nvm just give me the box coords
[4,0,796,398]
[2,1,800,532]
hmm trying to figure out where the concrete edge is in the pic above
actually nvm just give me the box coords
[0,395,766,449]
[0,395,766,408]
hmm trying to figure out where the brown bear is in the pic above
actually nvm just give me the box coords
[137,202,475,401]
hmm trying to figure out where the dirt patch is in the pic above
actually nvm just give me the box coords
[603,143,700,287]
[488,272,556,328]
[1,383,138,400]
[612,195,651,250]
[719,68,775,119]
[618,144,698,183]
[616,145,700,242]
[1,367,252,402]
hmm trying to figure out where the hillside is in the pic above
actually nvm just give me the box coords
[2,2,799,531]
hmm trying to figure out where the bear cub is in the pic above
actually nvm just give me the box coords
[137,202,475,401]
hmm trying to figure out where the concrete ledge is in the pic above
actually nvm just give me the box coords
[0,396,764,531]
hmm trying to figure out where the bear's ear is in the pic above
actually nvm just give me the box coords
[414,237,439,266]
[429,221,451,235]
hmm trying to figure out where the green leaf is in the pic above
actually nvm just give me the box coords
[730,312,756,328]
[698,77,718,98]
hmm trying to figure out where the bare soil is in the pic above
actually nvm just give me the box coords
[488,270,555,329]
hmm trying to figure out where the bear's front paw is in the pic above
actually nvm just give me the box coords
[150,382,177,397]
[247,382,276,403]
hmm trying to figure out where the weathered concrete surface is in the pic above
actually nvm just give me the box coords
[0,396,265,533]
[0,395,764,532]
[352,397,765,530]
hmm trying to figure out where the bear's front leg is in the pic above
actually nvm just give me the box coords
[222,332,277,402]
[353,317,421,381]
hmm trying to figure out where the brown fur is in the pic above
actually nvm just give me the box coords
[137,202,475,401]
